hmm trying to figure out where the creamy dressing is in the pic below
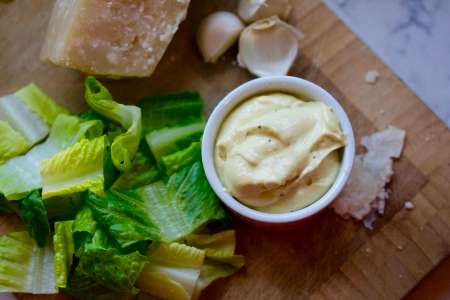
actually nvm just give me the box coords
[214,93,345,213]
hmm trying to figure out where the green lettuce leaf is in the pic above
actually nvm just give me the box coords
[87,190,161,249]
[72,206,148,295]
[137,161,226,242]
[138,91,204,134]
[53,221,74,288]
[0,231,57,293]
[103,145,120,190]
[112,151,159,189]
[0,83,68,148]
[75,226,148,294]
[161,141,201,176]
[44,193,84,221]
[73,206,98,254]
[136,242,205,300]
[18,191,50,247]
[0,93,48,147]
[145,121,204,165]
[65,271,133,300]
[186,230,244,299]
[0,115,103,200]
[15,83,69,125]
[88,162,225,246]
[0,121,30,164]
[40,136,106,199]
[84,76,142,172]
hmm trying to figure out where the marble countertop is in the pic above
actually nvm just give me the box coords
[323,0,450,127]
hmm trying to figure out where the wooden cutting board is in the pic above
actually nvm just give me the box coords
[1,0,449,299]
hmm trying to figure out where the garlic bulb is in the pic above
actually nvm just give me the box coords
[238,0,292,23]
[197,11,244,63]
[237,16,303,77]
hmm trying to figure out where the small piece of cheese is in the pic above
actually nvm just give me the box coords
[41,0,191,78]
[332,126,406,221]
[365,70,380,84]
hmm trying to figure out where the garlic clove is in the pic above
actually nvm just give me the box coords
[196,11,244,63]
[238,0,292,23]
[238,16,303,77]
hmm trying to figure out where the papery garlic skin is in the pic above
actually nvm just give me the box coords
[238,0,292,23]
[197,11,244,63]
[238,16,303,77]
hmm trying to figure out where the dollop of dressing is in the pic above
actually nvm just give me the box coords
[214,93,345,213]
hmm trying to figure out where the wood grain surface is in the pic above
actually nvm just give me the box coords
[1,0,449,299]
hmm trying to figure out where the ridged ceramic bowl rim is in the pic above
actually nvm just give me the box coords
[202,76,355,224]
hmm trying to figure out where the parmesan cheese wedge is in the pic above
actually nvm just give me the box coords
[41,0,191,78]
[332,126,406,223]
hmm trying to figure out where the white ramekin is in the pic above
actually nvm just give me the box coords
[202,76,355,226]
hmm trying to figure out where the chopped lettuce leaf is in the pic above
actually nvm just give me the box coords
[53,221,74,288]
[138,91,204,133]
[186,231,244,299]
[65,271,133,300]
[103,145,120,190]
[0,94,48,146]
[161,141,201,176]
[18,191,50,247]
[84,76,142,172]
[14,83,69,125]
[186,230,236,255]
[0,121,30,164]
[87,190,161,249]
[137,242,205,300]
[145,121,204,165]
[0,115,103,200]
[112,151,159,189]
[89,162,225,246]
[137,161,226,242]
[76,227,148,294]
[44,193,84,221]
[0,83,68,148]
[0,231,57,294]
[41,136,106,199]
[193,259,243,299]
[73,206,98,255]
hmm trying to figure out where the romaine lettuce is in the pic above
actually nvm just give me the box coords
[53,221,74,288]
[18,191,50,247]
[145,121,204,165]
[0,231,57,294]
[40,136,106,199]
[0,115,103,200]
[84,76,142,172]
[75,226,148,294]
[72,206,98,255]
[44,193,84,221]
[136,242,205,300]
[186,231,244,299]
[14,83,69,125]
[139,91,204,134]
[87,190,161,249]
[161,141,201,176]
[0,121,30,164]
[65,271,133,300]
[88,162,225,246]
[112,151,159,189]
[137,161,226,242]
[0,83,68,148]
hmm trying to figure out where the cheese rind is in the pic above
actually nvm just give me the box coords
[41,0,190,78]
